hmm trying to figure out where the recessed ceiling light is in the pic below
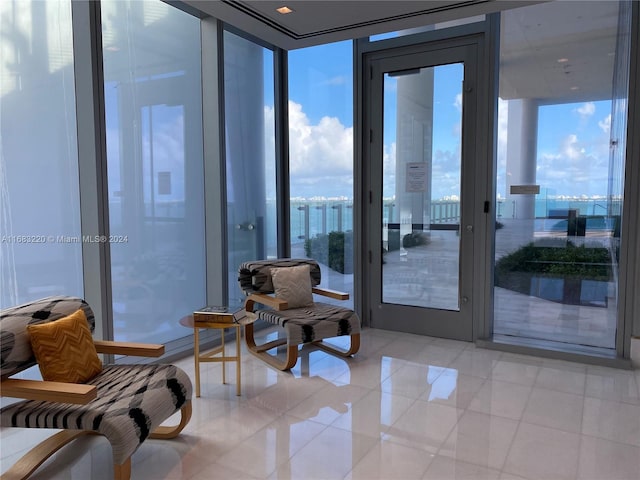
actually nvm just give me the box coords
[276,6,294,14]
[557,58,569,63]
[570,86,579,90]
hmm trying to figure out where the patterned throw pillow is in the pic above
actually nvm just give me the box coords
[27,308,103,383]
[271,264,314,308]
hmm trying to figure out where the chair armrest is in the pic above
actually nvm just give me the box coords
[245,293,288,311]
[93,340,165,357]
[312,287,350,300]
[1,378,97,404]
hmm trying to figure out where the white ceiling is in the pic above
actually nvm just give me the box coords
[500,1,619,102]
[181,0,532,50]
[176,0,620,103]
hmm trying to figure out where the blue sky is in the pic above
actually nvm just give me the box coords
[534,100,611,199]
[283,40,613,201]
[285,41,355,199]
[115,38,614,203]
[288,42,354,125]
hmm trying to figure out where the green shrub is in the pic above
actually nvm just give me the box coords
[304,231,353,274]
[495,241,612,298]
[495,242,611,306]
[496,242,610,279]
[402,232,431,248]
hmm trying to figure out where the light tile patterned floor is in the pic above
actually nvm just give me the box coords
[1,327,639,479]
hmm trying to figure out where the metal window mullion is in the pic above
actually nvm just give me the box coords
[202,18,227,306]
[275,48,290,259]
[619,0,640,358]
[71,0,113,347]
[479,12,501,342]
[354,38,367,323]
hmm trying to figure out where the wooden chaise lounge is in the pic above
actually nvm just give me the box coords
[0,296,192,480]
[238,258,360,370]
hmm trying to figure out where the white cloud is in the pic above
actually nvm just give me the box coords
[575,102,596,118]
[497,98,509,157]
[270,97,611,201]
[263,106,277,199]
[598,114,611,134]
[453,93,463,112]
[382,142,396,198]
[432,149,461,199]
[285,101,354,198]
[561,134,585,160]
[496,98,509,197]
[536,133,609,196]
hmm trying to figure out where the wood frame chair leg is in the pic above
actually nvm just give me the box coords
[2,403,191,480]
[244,323,299,371]
[113,458,132,480]
[313,333,361,358]
[0,430,93,480]
[149,401,192,440]
[0,430,136,480]
[235,327,242,396]
[1,400,192,480]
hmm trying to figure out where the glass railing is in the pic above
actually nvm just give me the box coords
[291,200,354,243]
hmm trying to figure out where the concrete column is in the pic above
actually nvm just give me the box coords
[506,98,538,219]
[395,68,434,237]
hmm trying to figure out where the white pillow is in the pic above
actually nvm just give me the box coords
[271,264,314,308]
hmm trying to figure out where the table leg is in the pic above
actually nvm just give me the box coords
[194,327,201,398]
[221,330,226,385]
[236,325,241,396]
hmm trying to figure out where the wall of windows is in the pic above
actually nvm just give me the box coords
[0,0,83,308]
[1,0,638,362]
[288,41,354,303]
[223,30,278,307]
[493,1,630,352]
[101,0,206,343]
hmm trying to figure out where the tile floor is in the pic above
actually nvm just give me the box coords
[1,327,640,479]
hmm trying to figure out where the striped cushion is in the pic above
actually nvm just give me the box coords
[1,296,193,466]
[238,259,321,295]
[0,363,191,465]
[256,302,360,346]
[1,296,94,380]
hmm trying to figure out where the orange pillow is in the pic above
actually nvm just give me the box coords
[27,308,102,383]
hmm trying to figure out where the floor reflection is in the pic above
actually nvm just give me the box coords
[2,327,639,479]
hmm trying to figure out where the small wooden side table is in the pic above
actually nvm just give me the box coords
[180,306,246,397]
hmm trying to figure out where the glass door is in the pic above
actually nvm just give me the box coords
[492,2,629,353]
[223,31,277,308]
[366,43,478,340]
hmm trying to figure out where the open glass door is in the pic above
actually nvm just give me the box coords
[367,43,478,340]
